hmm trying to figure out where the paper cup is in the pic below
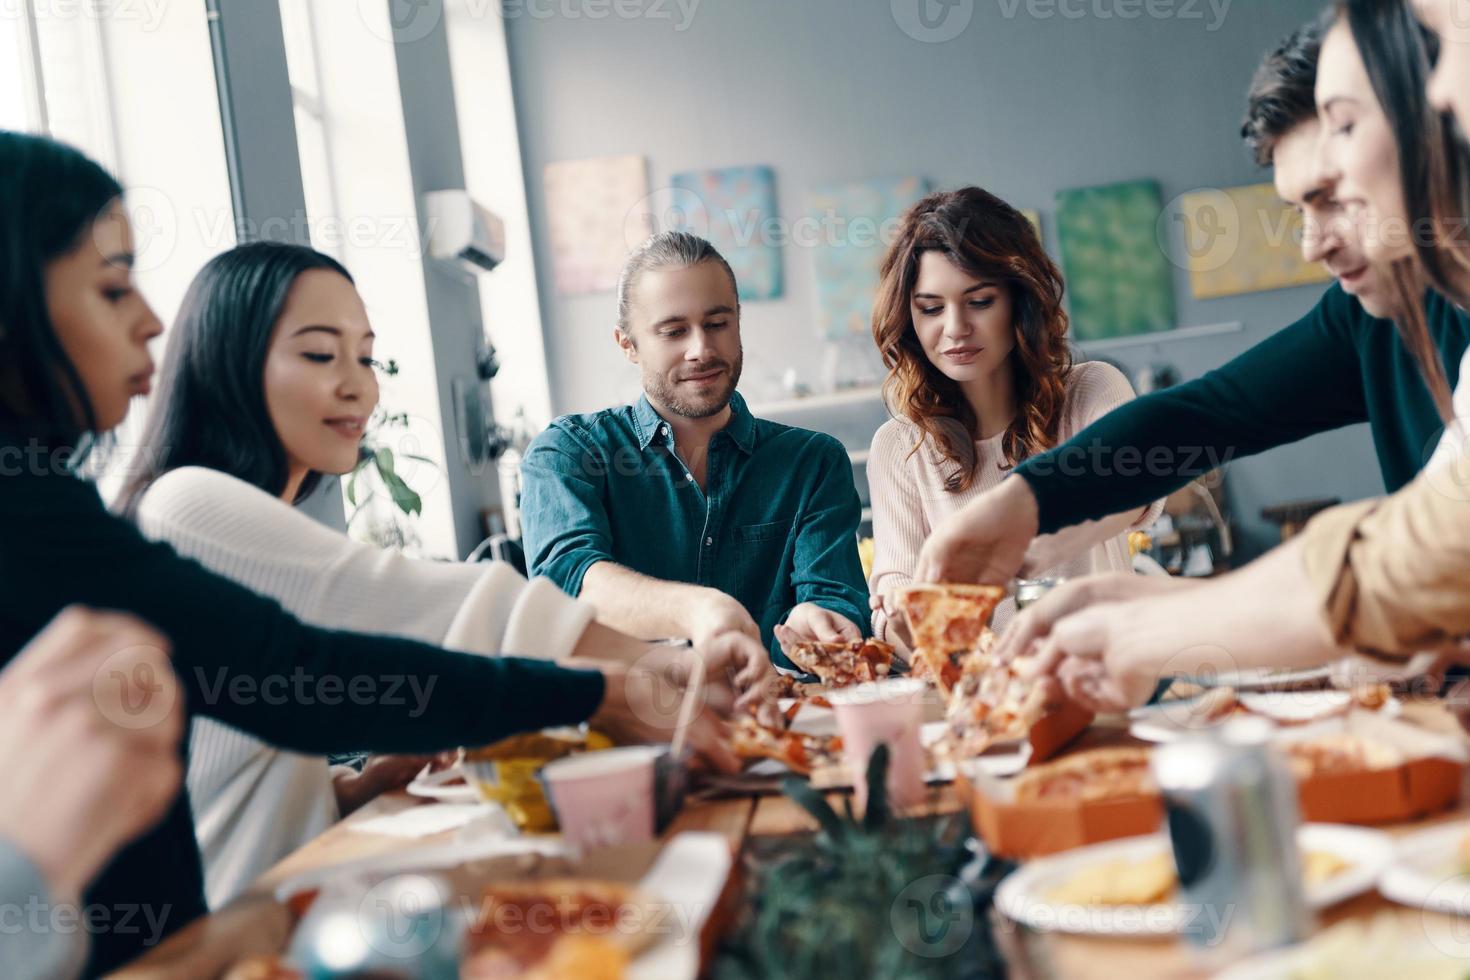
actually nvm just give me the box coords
[828,677,928,813]
[540,746,656,849]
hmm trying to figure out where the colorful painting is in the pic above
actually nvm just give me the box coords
[1055,180,1175,342]
[1021,208,1042,241]
[806,175,929,339]
[1177,183,1333,299]
[669,165,782,301]
[543,154,648,295]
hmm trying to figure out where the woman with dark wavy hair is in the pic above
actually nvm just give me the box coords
[866,186,1162,643]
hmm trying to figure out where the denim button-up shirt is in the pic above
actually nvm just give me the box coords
[520,392,870,666]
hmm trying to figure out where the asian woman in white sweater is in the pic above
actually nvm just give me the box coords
[866,187,1164,648]
[116,242,770,907]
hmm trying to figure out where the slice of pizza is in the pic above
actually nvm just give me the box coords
[942,650,1049,757]
[462,879,657,979]
[897,583,1007,653]
[784,638,895,688]
[731,714,843,777]
[1010,747,1157,804]
[896,584,1006,693]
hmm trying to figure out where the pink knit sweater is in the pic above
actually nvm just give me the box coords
[868,360,1165,636]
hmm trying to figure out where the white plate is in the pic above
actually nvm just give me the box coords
[1378,821,1470,915]
[1128,692,1398,743]
[1212,925,1470,980]
[406,763,481,804]
[994,824,1394,937]
[1189,666,1334,692]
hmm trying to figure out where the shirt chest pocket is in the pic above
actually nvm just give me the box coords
[733,519,794,566]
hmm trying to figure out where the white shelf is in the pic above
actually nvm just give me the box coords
[749,385,885,416]
[847,448,870,466]
[860,507,874,523]
[1076,321,1242,353]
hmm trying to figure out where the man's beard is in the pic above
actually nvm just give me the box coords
[644,348,744,420]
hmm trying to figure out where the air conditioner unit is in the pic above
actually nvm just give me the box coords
[424,189,506,274]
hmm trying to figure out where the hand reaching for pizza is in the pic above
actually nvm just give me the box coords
[588,661,740,774]
[695,629,783,729]
[1021,601,1160,713]
[995,572,1201,665]
[869,592,915,660]
[779,603,862,649]
[912,476,1038,586]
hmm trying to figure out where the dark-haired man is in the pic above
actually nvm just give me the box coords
[913,19,1470,600]
[520,232,869,668]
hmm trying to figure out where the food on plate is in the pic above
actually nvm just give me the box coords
[463,728,613,831]
[942,650,1049,756]
[222,957,304,980]
[1349,682,1392,711]
[1278,915,1467,980]
[1280,734,1404,779]
[731,714,843,777]
[784,637,894,688]
[1045,847,1350,908]
[461,879,656,979]
[896,583,1006,692]
[1046,852,1175,906]
[1178,685,1240,724]
[1301,848,1351,887]
[1010,748,1157,804]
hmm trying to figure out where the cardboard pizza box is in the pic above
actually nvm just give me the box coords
[1278,709,1467,826]
[961,710,1468,860]
[259,832,737,980]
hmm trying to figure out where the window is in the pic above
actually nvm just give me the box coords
[279,0,341,258]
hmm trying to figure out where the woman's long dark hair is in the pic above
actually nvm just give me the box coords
[116,241,354,516]
[1339,0,1463,422]
[0,131,123,449]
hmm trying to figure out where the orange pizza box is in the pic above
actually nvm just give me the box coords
[1025,702,1095,765]
[1277,709,1467,825]
[958,765,1163,860]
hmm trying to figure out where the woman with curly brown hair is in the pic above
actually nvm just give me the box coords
[865,186,1163,645]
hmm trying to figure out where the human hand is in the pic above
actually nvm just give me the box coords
[913,476,1039,585]
[0,607,184,899]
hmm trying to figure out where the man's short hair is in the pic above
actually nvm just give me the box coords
[1241,17,1328,168]
[616,230,739,334]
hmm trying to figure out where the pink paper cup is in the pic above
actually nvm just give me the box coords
[540,746,657,850]
[828,677,928,813]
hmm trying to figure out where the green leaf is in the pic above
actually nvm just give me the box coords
[862,743,891,832]
[402,453,437,466]
[780,776,847,843]
[346,471,358,508]
[375,447,397,480]
[382,468,422,517]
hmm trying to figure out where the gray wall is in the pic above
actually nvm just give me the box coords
[504,0,1384,559]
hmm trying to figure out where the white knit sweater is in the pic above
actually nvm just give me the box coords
[868,361,1165,636]
[134,466,595,908]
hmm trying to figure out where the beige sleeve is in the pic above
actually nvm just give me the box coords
[1300,449,1470,660]
[865,422,928,641]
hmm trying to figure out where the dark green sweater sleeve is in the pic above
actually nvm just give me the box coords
[1015,284,1372,534]
[0,470,605,754]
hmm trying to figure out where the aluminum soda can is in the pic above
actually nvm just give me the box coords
[1151,716,1311,960]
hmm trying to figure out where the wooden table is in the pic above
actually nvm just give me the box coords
[113,752,1470,979]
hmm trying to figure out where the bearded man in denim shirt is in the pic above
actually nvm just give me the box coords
[520,232,869,668]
